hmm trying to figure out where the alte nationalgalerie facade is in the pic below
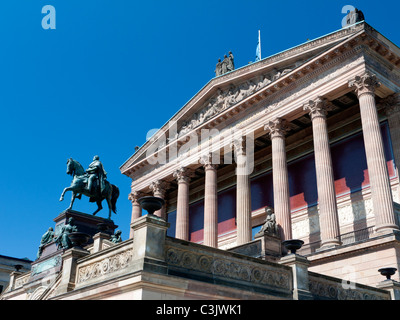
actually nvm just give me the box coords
[3,18,400,300]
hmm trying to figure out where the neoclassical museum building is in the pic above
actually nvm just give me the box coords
[3,16,400,300]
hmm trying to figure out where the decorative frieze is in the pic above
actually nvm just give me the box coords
[165,245,291,290]
[309,274,389,300]
[77,248,134,284]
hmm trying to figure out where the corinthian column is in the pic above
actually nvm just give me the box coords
[149,180,170,219]
[128,190,143,238]
[349,72,398,233]
[173,167,194,241]
[200,153,219,248]
[232,137,252,245]
[304,97,341,248]
[265,118,292,240]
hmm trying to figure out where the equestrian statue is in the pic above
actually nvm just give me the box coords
[59,156,120,220]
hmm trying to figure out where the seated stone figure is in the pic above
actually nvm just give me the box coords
[55,217,78,249]
[110,230,122,243]
[36,227,55,259]
[256,207,279,237]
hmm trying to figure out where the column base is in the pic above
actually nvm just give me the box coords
[317,239,341,252]
[375,223,399,235]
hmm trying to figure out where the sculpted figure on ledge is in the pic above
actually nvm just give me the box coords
[256,207,279,237]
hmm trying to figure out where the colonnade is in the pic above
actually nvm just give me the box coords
[129,72,399,249]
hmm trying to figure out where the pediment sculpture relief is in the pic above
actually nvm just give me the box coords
[175,66,295,138]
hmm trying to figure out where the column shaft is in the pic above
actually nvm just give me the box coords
[128,191,142,239]
[204,165,218,247]
[174,168,194,241]
[304,98,341,247]
[233,137,252,245]
[349,73,398,233]
[265,118,292,240]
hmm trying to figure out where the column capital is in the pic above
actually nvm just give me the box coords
[149,180,170,196]
[199,153,219,170]
[231,136,247,155]
[380,93,400,116]
[173,167,195,183]
[348,72,381,98]
[303,96,332,120]
[128,191,143,203]
[264,118,290,139]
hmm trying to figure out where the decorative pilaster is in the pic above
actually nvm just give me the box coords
[149,180,170,220]
[349,72,398,233]
[303,97,341,248]
[265,118,292,241]
[128,190,143,239]
[232,137,252,245]
[200,153,219,248]
[173,167,195,241]
[381,93,400,200]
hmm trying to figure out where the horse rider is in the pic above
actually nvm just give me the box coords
[86,155,107,195]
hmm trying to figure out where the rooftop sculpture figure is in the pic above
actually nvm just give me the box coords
[214,51,235,76]
[344,8,365,27]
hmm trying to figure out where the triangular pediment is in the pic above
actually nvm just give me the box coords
[121,22,400,175]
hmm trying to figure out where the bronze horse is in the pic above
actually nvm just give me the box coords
[59,158,119,219]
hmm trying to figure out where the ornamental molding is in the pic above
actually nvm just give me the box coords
[173,167,195,183]
[309,274,389,300]
[264,118,290,139]
[303,97,333,120]
[76,248,134,284]
[165,245,291,290]
[348,72,381,97]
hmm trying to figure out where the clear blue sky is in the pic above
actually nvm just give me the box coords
[0,0,399,261]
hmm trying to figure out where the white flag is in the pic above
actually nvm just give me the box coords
[255,30,261,61]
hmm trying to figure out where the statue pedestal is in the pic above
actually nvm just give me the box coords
[255,232,282,262]
[54,209,118,243]
[30,210,118,281]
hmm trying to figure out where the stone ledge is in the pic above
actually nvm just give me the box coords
[306,229,400,263]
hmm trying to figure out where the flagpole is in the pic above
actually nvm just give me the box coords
[258,30,261,59]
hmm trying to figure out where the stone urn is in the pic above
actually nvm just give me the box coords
[138,196,165,215]
[68,232,91,250]
[378,267,397,280]
[282,239,304,254]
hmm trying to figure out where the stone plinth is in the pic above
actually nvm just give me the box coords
[131,214,170,274]
[54,210,118,242]
[376,279,400,300]
[257,233,283,262]
[280,254,313,300]
[30,210,118,282]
